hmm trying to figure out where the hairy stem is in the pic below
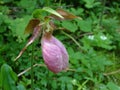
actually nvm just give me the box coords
[31,44,34,90]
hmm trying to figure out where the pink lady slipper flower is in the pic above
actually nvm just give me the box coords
[41,34,69,73]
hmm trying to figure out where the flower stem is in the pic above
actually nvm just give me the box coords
[31,43,34,90]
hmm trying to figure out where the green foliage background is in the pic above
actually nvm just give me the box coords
[0,0,120,90]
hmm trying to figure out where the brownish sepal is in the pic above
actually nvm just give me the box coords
[14,25,41,61]
[24,19,40,34]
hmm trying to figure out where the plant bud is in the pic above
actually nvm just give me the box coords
[41,34,69,73]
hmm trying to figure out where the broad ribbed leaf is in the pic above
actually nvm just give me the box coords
[50,8,78,20]
[1,64,17,90]
[43,7,64,19]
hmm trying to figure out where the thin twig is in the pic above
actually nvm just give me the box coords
[18,65,77,77]
[61,31,83,51]
[17,64,45,77]
[66,68,76,72]
[104,69,120,76]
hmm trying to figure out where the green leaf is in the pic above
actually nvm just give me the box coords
[43,7,64,19]
[84,0,95,8]
[0,25,7,33]
[9,15,31,42]
[18,0,36,13]
[83,0,100,8]
[51,80,57,89]
[107,82,120,90]
[0,14,9,33]
[67,83,73,90]
[0,72,2,88]
[17,84,26,90]
[62,21,78,32]
[1,64,18,90]
[77,19,92,32]
[32,9,47,19]
[1,0,13,3]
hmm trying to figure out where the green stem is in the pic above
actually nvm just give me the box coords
[59,0,62,6]
[61,31,83,51]
[104,69,120,76]
[99,0,106,26]
[46,0,49,6]
[31,43,34,90]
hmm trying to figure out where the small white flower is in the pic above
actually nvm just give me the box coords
[100,35,107,40]
[88,35,94,40]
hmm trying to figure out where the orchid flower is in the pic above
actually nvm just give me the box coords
[14,7,78,73]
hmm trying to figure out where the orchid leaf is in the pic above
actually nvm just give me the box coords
[43,7,64,19]
[33,7,64,20]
